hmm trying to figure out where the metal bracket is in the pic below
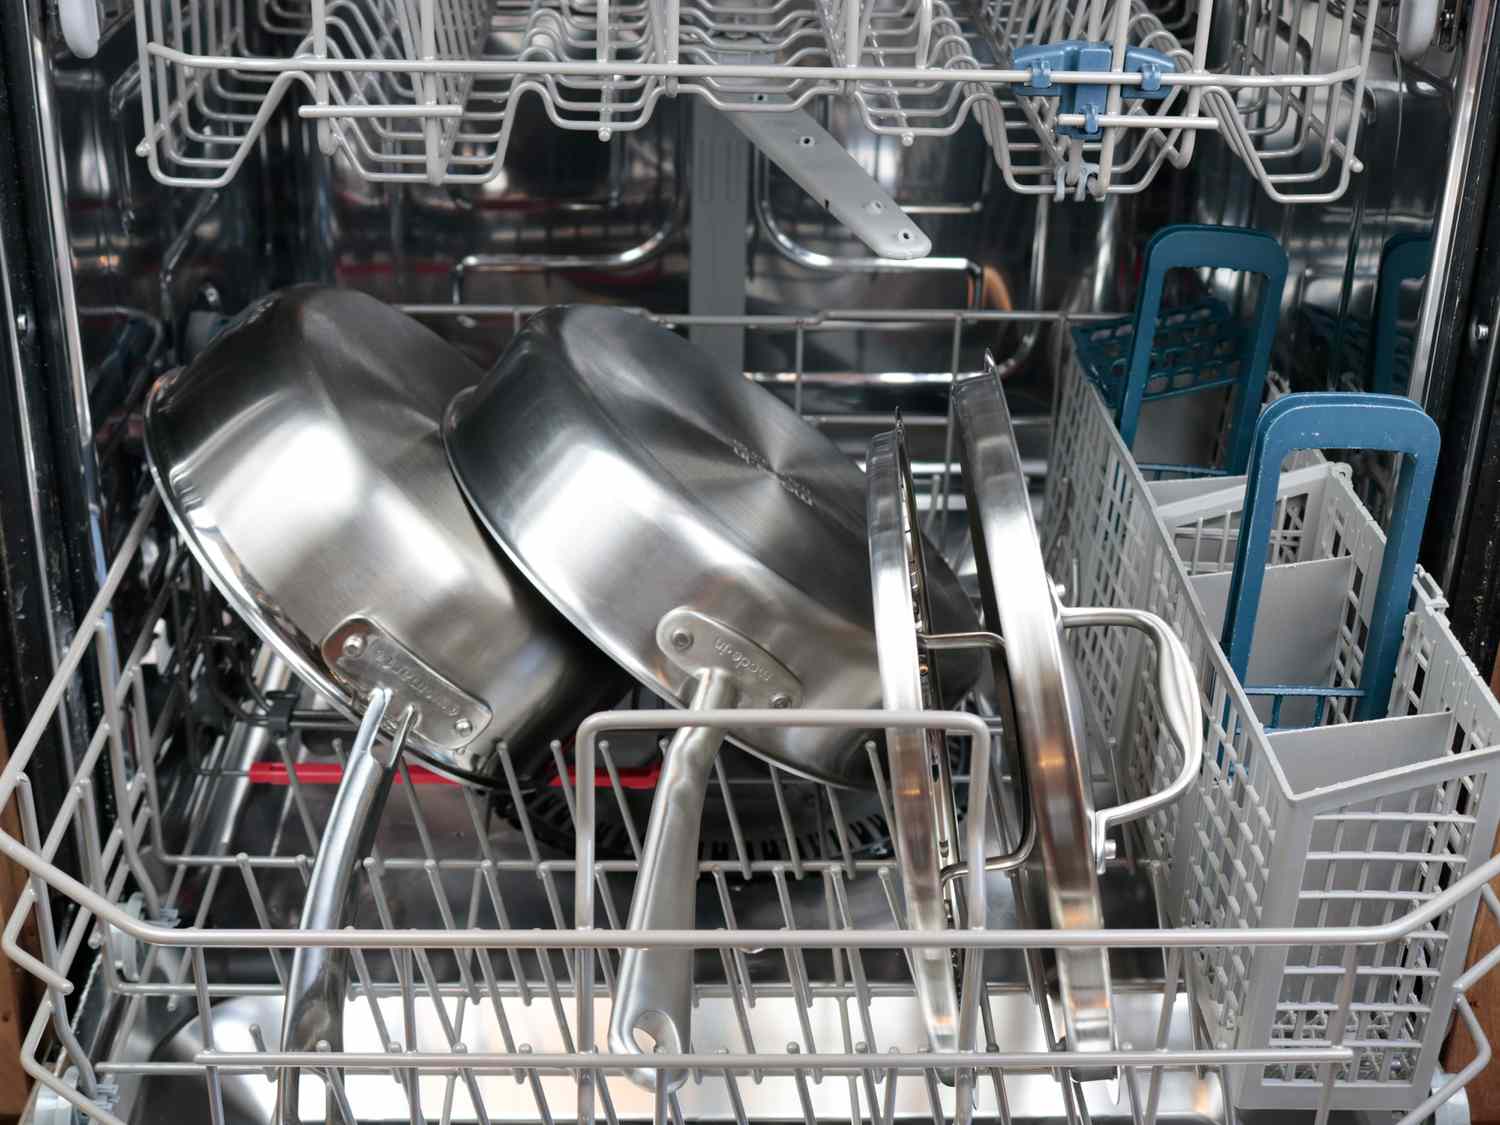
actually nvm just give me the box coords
[655,608,803,710]
[106,891,147,982]
[321,617,491,753]
[724,103,931,260]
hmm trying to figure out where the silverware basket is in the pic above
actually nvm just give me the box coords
[1044,355,1500,1112]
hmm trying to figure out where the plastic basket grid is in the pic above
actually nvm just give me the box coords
[1144,454,1323,578]
[1264,726,1484,1089]
[1241,605,1500,1100]
[1174,663,1281,1040]
[1168,483,1311,574]
[1070,299,1247,409]
[1045,360,1500,1111]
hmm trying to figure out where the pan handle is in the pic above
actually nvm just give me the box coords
[608,670,738,1091]
[276,689,413,1125]
[1057,606,1203,872]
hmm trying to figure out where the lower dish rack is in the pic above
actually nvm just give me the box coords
[7,308,1500,1125]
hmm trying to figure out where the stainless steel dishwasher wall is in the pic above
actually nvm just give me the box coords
[2,0,1498,1122]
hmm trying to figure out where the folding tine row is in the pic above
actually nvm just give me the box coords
[122,0,1387,201]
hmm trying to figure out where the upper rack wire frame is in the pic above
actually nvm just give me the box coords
[133,0,1372,200]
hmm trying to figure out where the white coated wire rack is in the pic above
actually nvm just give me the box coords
[128,0,1371,200]
[9,306,1500,1125]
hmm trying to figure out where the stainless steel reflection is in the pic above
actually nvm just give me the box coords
[444,305,981,1088]
[865,423,961,1058]
[1404,0,1486,413]
[144,286,625,777]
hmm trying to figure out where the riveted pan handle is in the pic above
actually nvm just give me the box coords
[276,690,411,1125]
[1057,606,1203,871]
[608,671,737,1092]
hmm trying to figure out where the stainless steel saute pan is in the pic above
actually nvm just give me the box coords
[145,287,626,1122]
[443,304,981,1089]
[145,286,624,776]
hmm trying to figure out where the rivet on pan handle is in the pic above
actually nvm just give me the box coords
[321,616,491,754]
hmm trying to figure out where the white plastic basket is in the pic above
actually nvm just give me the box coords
[1043,359,1500,1112]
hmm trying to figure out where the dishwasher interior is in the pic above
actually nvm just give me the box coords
[2,0,1497,1122]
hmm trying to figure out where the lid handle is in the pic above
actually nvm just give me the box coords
[1058,605,1203,871]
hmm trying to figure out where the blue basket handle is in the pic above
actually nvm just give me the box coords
[1370,232,1431,395]
[1118,225,1289,475]
[1220,393,1440,722]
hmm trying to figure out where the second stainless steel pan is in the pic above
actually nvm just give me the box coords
[444,304,981,1087]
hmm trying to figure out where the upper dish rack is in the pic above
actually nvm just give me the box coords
[125,0,1374,201]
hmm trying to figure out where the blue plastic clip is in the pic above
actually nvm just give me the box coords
[1012,40,1176,137]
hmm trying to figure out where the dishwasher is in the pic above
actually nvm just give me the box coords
[5,0,1500,1121]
